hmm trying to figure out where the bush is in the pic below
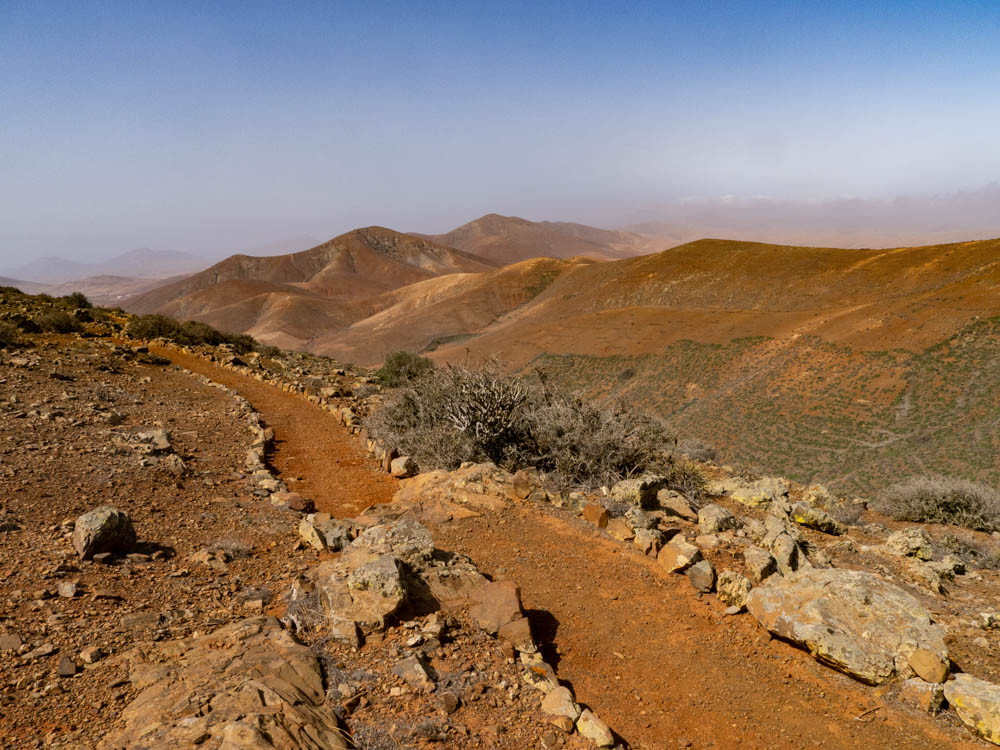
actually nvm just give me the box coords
[0,320,20,348]
[874,475,1000,531]
[366,363,692,490]
[62,291,91,309]
[35,309,83,333]
[678,437,717,462]
[376,350,434,387]
[125,314,257,353]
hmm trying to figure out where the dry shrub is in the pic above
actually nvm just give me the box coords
[366,363,688,490]
[678,437,717,462]
[126,313,257,353]
[375,350,434,386]
[0,321,19,348]
[35,309,83,333]
[874,475,1000,532]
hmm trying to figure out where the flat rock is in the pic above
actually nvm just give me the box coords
[576,709,615,747]
[658,490,698,521]
[657,537,702,573]
[747,568,948,685]
[97,617,348,749]
[944,673,1000,745]
[469,580,523,635]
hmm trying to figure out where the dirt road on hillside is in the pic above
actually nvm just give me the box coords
[163,349,982,750]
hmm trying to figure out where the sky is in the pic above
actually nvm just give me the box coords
[3,0,1000,266]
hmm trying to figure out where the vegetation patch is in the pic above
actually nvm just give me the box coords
[126,314,257,353]
[367,361,702,491]
[874,475,1000,532]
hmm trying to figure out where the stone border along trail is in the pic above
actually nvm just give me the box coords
[157,346,981,750]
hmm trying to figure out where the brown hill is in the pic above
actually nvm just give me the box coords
[414,213,663,265]
[125,227,497,350]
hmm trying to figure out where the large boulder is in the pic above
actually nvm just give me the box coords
[72,507,136,560]
[98,617,347,749]
[944,673,1000,745]
[746,568,948,685]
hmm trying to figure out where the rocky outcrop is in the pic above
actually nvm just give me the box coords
[746,569,948,685]
[98,617,347,749]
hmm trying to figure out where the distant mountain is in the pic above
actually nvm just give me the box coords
[413,213,663,265]
[0,276,48,295]
[3,248,208,284]
[124,226,497,351]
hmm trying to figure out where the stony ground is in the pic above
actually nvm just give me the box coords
[0,337,587,748]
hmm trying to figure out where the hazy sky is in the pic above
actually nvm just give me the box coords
[3,0,1000,265]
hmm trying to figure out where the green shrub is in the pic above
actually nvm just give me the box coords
[376,350,434,387]
[62,291,92,309]
[0,320,20,348]
[366,363,693,490]
[874,475,1000,531]
[35,309,83,333]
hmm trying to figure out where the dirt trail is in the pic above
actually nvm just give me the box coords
[162,349,979,750]
[152,346,396,517]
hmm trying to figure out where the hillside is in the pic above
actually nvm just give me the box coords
[414,213,663,264]
[421,237,1000,496]
[2,248,207,284]
[125,227,498,350]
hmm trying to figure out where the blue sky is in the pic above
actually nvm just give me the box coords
[2,0,1000,262]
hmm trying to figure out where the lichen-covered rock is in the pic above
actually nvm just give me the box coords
[743,546,778,583]
[698,503,738,535]
[72,507,136,560]
[944,673,1000,745]
[747,569,947,685]
[886,527,933,560]
[610,475,665,510]
[717,570,752,608]
[790,501,844,535]
[729,477,789,508]
[98,617,348,749]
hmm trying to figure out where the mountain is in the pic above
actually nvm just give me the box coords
[124,227,498,351]
[0,276,48,295]
[3,248,208,284]
[413,213,663,265]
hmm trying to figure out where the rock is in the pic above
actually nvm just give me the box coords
[511,468,540,499]
[521,652,559,693]
[770,533,802,576]
[79,645,104,664]
[657,537,702,573]
[57,581,78,598]
[610,475,664,510]
[625,508,656,530]
[944,674,1000,745]
[695,533,719,550]
[716,570,752,608]
[497,616,535,653]
[576,709,615,747]
[549,716,575,734]
[633,528,664,556]
[908,647,949,683]
[0,633,22,652]
[743,546,778,583]
[687,560,716,592]
[161,453,188,477]
[658,490,698,521]
[886,527,933,560]
[747,568,948,685]
[72,507,136,560]
[440,692,461,714]
[92,552,113,565]
[299,516,353,552]
[135,428,172,453]
[606,517,634,541]
[742,518,767,543]
[391,655,435,692]
[97,617,348,749]
[730,477,789,508]
[582,504,609,528]
[57,656,77,677]
[790,501,844,535]
[900,678,944,714]
[541,686,581,721]
[390,456,418,478]
[698,503,737,535]
[469,580,523,635]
